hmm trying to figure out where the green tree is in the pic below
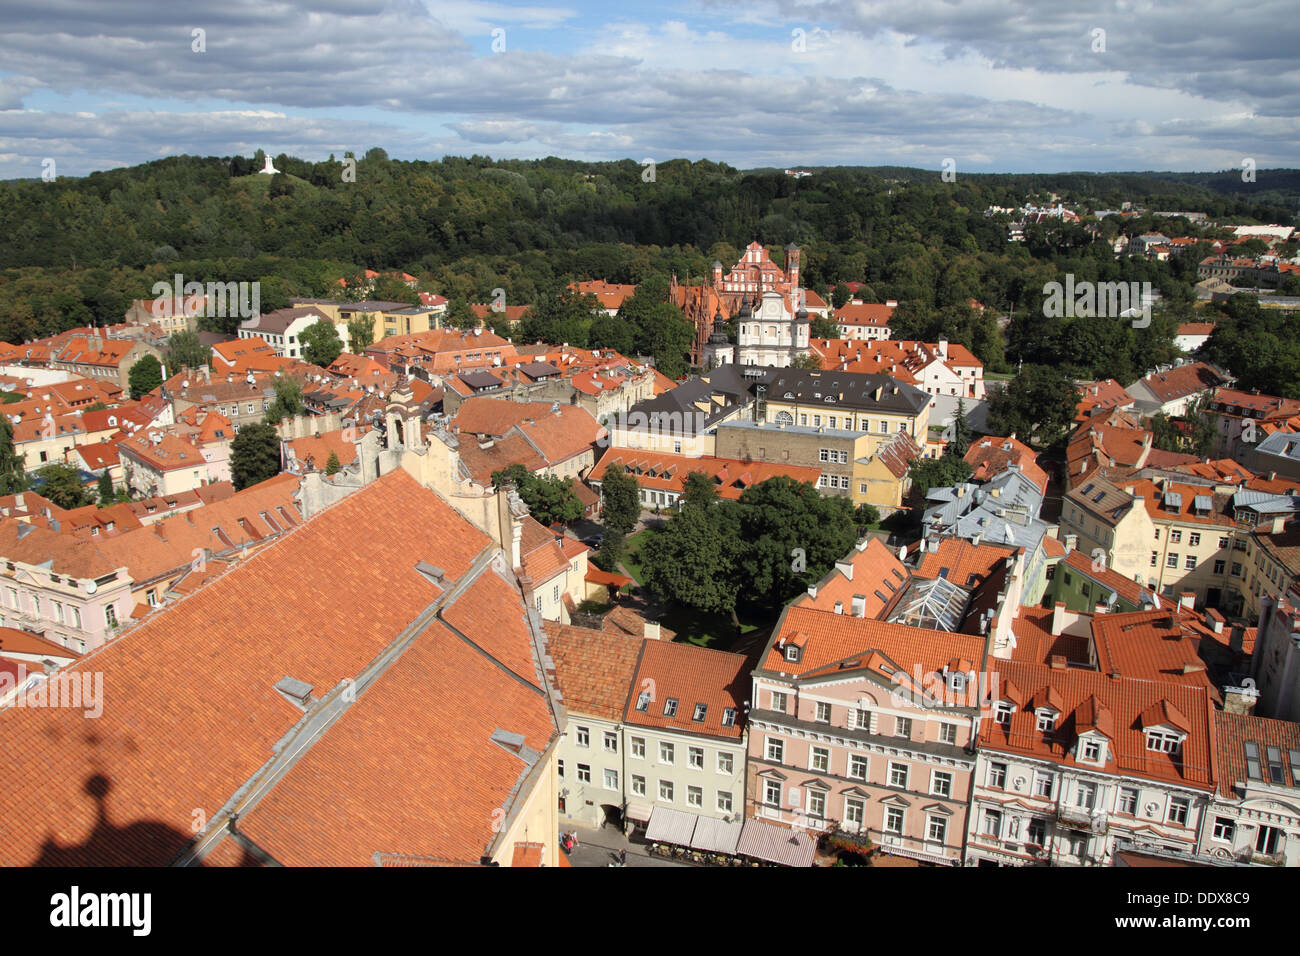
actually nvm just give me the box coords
[36,464,92,510]
[907,452,974,499]
[264,377,305,425]
[640,504,741,622]
[0,417,27,494]
[809,315,839,340]
[854,503,881,530]
[325,450,341,475]
[490,464,583,525]
[599,465,641,535]
[230,422,282,490]
[589,314,635,355]
[345,313,375,352]
[96,470,114,505]
[128,354,163,399]
[167,329,209,372]
[680,471,718,511]
[446,297,479,331]
[789,353,823,370]
[985,365,1080,448]
[592,529,626,573]
[947,397,973,456]
[300,319,344,368]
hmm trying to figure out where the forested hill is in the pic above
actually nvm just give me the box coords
[0,150,1294,354]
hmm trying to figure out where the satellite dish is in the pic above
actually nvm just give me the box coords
[86,580,97,595]
[182,380,190,388]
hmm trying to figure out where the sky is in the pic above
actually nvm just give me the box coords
[1,0,1297,179]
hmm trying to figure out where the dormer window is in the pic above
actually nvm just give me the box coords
[663,697,678,717]
[993,702,1014,725]
[692,703,707,722]
[785,644,801,663]
[1081,739,1103,762]
[635,690,651,712]
[1036,709,1057,733]
[721,707,737,727]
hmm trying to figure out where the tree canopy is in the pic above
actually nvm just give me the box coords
[128,354,163,399]
[230,422,282,490]
[300,318,343,368]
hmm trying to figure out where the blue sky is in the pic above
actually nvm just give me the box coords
[1,0,1297,179]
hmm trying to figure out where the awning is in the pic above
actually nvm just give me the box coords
[736,819,817,867]
[645,806,698,846]
[625,800,654,824]
[690,816,742,855]
[585,567,633,588]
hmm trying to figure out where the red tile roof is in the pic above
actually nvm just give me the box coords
[544,624,642,721]
[965,435,1048,493]
[623,639,750,740]
[594,449,821,501]
[1212,710,1300,798]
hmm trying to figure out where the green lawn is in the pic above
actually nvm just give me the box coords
[621,527,658,586]
[662,606,760,649]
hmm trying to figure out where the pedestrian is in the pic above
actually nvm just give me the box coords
[619,849,627,867]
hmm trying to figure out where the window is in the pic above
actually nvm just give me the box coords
[658,780,673,802]
[885,807,904,834]
[1185,554,1197,570]
[1082,739,1102,761]
[766,737,784,763]
[603,731,618,753]
[635,690,651,712]
[1219,536,1230,549]
[1167,796,1190,826]
[687,785,703,808]
[807,789,826,819]
[927,815,947,844]
[604,769,619,791]
[575,726,589,748]
[577,764,591,783]
[1189,532,1201,547]
[982,808,1002,837]
[815,701,831,723]
[811,746,830,773]
[849,754,868,780]
[688,746,704,769]
[673,441,681,454]
[1151,551,1159,566]
[931,771,953,797]
[721,707,737,727]
[1256,825,1281,855]
[1146,730,1183,754]
[1027,818,1047,846]
[770,690,787,712]
[1214,559,1226,574]
[552,585,560,603]
[557,759,564,778]
[845,797,865,830]
[1232,562,1243,577]
[70,607,81,628]
[939,723,957,744]
[764,779,781,807]
[855,709,872,730]
[1033,771,1054,799]
[1170,529,1182,544]
[993,702,1013,725]
[631,737,645,759]
[1075,781,1096,811]
[631,774,646,797]
[1117,787,1138,815]
[663,698,678,717]
[717,791,733,814]
[1167,552,1179,568]
[988,762,1007,789]
[660,742,674,764]
[889,762,909,788]
[717,752,733,775]
[692,703,707,722]
[1037,710,1056,733]
[896,716,912,738]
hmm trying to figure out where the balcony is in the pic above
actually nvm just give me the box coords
[1056,805,1108,834]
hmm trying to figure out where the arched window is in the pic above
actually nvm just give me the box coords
[775,411,794,425]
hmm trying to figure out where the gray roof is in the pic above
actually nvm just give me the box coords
[923,470,1051,551]
[754,367,931,416]
[1255,431,1300,461]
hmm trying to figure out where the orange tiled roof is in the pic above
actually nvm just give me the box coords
[794,537,910,618]
[979,658,1215,790]
[1213,710,1300,798]
[624,639,750,740]
[0,470,546,866]
[964,435,1048,493]
[595,449,821,501]
[544,623,642,721]
[1091,609,1222,700]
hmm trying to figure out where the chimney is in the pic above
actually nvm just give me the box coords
[1206,607,1225,634]
[1051,601,1066,636]
[1049,655,1067,670]
[1179,591,1196,611]
[1063,533,1077,554]
[835,559,853,580]
[644,621,661,640]
[938,338,949,360]
[1094,602,1109,615]
[1271,515,1286,534]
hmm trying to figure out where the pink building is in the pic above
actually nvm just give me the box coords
[746,603,987,865]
